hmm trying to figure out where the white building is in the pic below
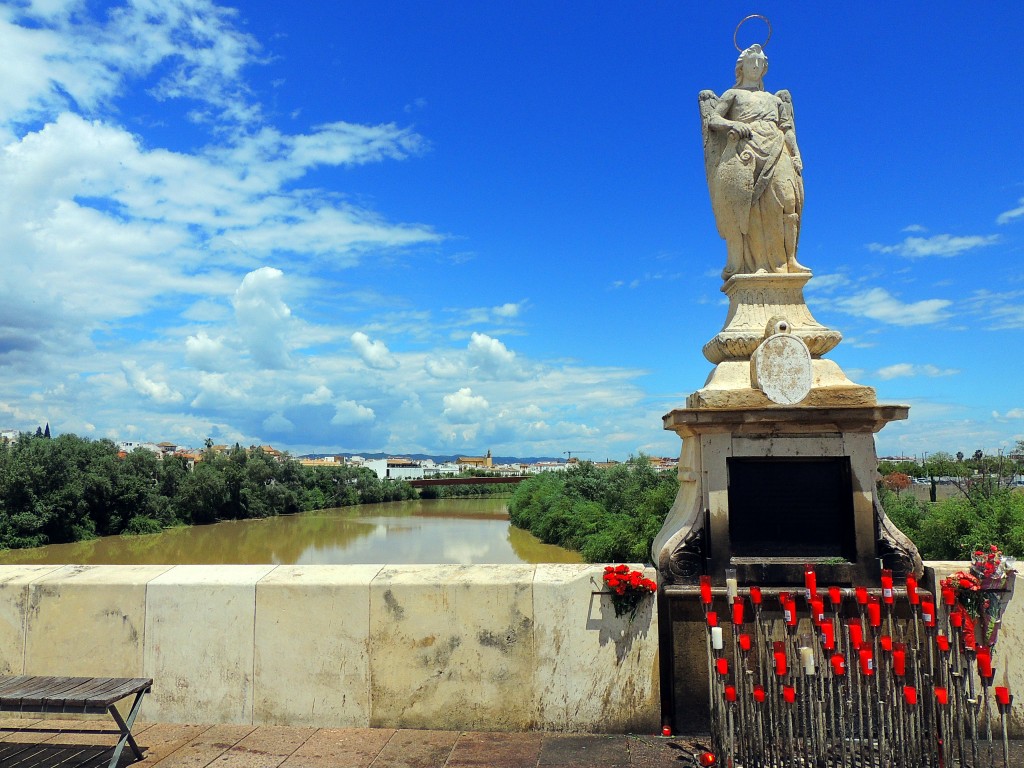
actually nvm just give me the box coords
[527,461,568,474]
[363,458,425,481]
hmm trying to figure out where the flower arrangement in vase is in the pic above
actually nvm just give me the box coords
[602,564,657,621]
[941,545,1016,648]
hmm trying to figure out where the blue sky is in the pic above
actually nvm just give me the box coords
[1,1,1022,461]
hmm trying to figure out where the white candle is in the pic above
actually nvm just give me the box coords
[711,626,724,650]
[725,569,738,600]
[726,578,738,600]
[800,647,815,676]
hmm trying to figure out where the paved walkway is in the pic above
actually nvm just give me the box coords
[2,719,1023,767]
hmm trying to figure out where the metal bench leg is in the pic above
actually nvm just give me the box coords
[106,689,147,768]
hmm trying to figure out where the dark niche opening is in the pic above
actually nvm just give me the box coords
[726,457,856,559]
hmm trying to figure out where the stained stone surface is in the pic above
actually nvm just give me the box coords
[25,564,172,677]
[253,564,384,727]
[0,565,63,675]
[533,564,660,733]
[144,564,277,724]
[752,332,813,405]
[368,564,537,731]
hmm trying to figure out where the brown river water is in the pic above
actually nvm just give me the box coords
[0,498,583,566]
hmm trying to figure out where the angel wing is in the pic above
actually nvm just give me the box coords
[699,89,751,244]
[697,90,724,191]
[775,89,805,210]
[698,90,733,240]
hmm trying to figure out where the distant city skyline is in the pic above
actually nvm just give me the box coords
[2,3,1022,461]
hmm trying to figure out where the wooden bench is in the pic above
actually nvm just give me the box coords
[0,675,152,767]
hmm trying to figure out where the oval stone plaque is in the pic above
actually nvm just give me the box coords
[753,333,813,405]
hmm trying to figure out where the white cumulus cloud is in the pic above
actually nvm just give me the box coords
[467,332,528,380]
[331,400,375,425]
[300,385,334,405]
[831,288,952,326]
[351,331,399,370]
[867,234,999,258]
[121,361,183,404]
[443,387,489,423]
[185,331,230,372]
[875,363,960,381]
[233,267,292,369]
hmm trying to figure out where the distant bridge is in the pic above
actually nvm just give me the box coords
[407,476,528,488]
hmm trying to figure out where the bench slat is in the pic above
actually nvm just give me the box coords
[0,676,153,712]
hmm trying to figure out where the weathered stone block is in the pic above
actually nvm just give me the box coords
[25,564,171,677]
[368,564,536,730]
[144,564,276,724]
[254,564,382,726]
[0,566,64,675]
[533,564,660,732]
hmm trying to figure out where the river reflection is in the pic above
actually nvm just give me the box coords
[0,498,583,565]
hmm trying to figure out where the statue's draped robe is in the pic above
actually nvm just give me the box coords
[701,88,804,279]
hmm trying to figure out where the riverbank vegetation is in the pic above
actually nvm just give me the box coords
[0,432,414,551]
[417,482,513,499]
[507,456,677,563]
[879,446,1024,559]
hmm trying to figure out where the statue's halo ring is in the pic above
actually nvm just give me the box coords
[733,14,772,52]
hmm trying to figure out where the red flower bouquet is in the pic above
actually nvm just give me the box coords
[941,545,1016,648]
[603,564,657,620]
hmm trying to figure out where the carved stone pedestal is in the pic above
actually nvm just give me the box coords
[652,405,922,587]
[652,272,923,588]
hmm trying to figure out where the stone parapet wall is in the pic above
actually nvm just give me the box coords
[0,564,659,732]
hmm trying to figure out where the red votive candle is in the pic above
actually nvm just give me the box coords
[821,622,835,651]
[859,647,874,676]
[941,585,956,606]
[804,566,817,599]
[783,685,796,704]
[922,600,936,627]
[935,687,949,706]
[855,586,868,605]
[906,575,919,605]
[880,635,893,652]
[706,611,718,628]
[867,598,881,628]
[753,685,766,703]
[936,634,950,653]
[724,685,737,702]
[774,652,788,677]
[716,657,729,676]
[700,575,712,605]
[828,586,843,606]
[977,649,993,679]
[949,609,963,628]
[996,687,1011,706]
[881,569,894,604]
[749,586,762,605]
[774,642,788,676]
[785,599,798,627]
[830,654,846,676]
[893,647,906,676]
[732,596,745,626]
[903,686,918,705]
[739,634,752,652]
[811,598,825,626]
[848,620,863,650]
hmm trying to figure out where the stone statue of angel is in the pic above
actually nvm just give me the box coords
[699,43,810,280]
